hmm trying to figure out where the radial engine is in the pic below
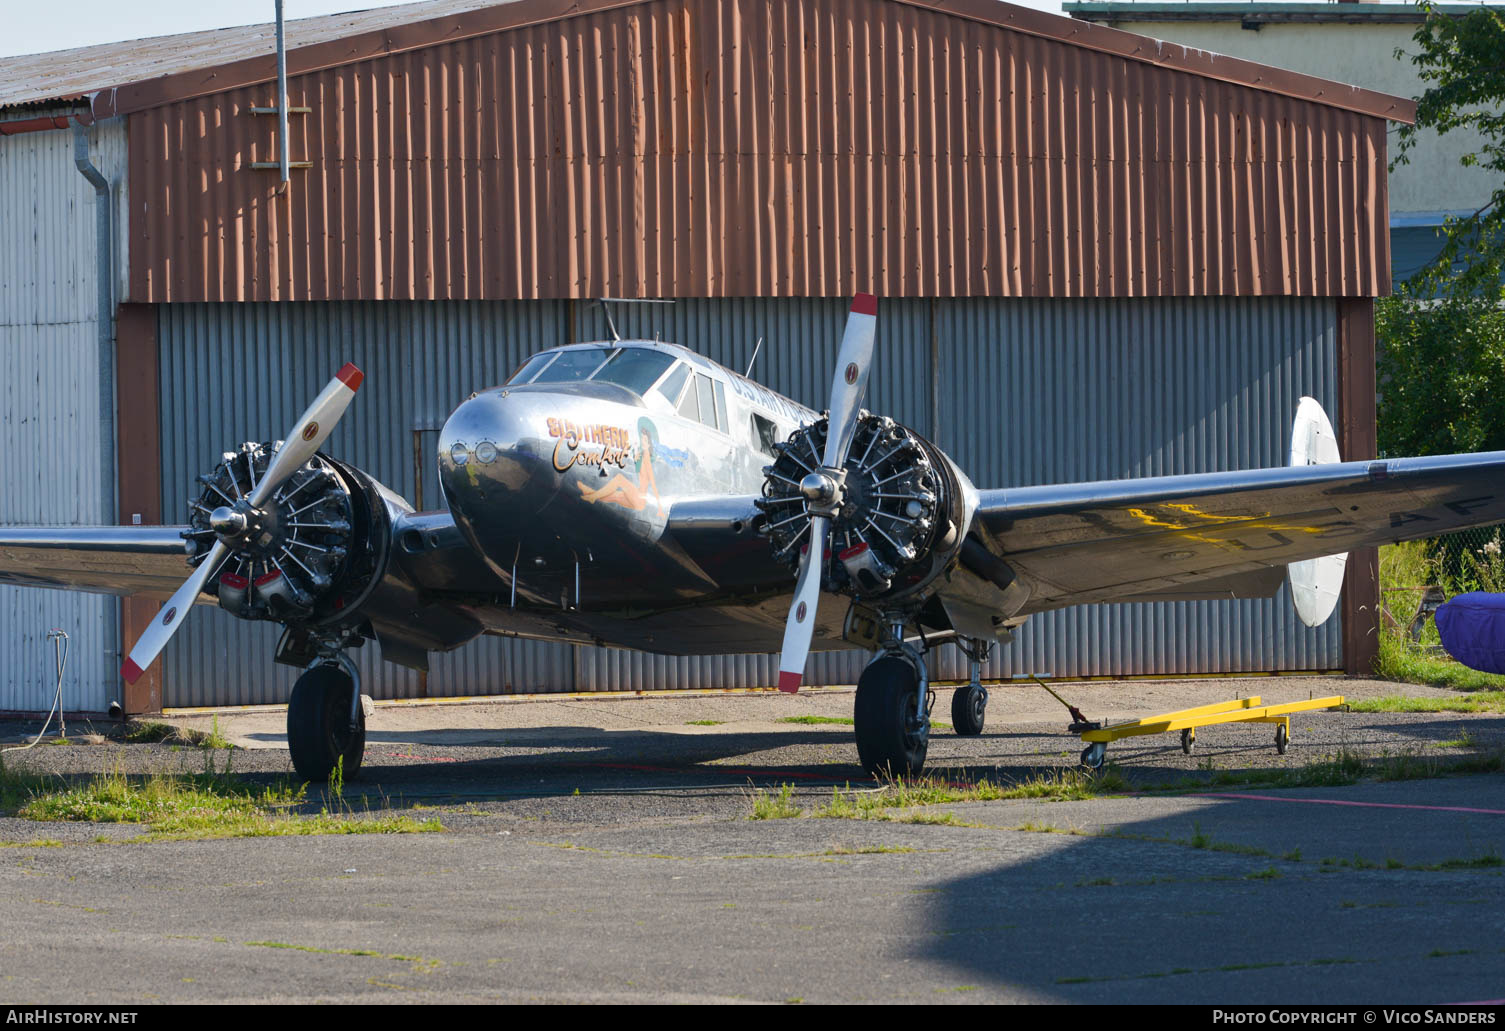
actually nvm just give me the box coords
[757,412,975,605]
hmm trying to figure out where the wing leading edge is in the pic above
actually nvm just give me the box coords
[0,527,192,599]
[972,452,1505,614]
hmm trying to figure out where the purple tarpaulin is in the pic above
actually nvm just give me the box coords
[1435,592,1505,674]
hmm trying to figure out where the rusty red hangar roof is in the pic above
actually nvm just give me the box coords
[0,0,1415,300]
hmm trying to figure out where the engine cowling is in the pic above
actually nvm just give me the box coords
[758,413,973,604]
[184,442,390,628]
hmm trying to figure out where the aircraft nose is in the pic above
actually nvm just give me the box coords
[439,389,555,525]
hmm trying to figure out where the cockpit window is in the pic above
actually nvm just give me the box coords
[507,352,557,385]
[655,362,691,407]
[531,347,616,384]
[590,348,676,396]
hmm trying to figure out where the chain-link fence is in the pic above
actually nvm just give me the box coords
[1380,526,1505,641]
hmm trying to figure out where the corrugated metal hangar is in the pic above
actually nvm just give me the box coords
[0,0,1411,715]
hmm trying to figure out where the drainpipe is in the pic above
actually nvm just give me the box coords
[71,116,121,673]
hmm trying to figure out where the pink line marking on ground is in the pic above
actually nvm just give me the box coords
[1192,792,1505,816]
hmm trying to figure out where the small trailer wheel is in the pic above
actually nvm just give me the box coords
[1180,728,1195,755]
[1080,742,1106,770]
[1275,724,1289,755]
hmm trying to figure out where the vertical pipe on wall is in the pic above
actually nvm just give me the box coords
[72,116,121,687]
[275,0,290,188]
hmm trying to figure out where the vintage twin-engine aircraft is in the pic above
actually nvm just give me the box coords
[4,295,1505,781]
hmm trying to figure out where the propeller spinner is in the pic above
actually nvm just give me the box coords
[776,295,878,692]
[120,364,365,684]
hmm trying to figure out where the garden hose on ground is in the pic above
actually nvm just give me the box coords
[2,630,69,754]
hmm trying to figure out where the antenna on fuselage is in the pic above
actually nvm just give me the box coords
[593,298,675,344]
[599,299,622,342]
[745,337,764,378]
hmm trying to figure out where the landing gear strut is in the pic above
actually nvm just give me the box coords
[854,619,932,777]
[951,638,992,736]
[287,652,366,783]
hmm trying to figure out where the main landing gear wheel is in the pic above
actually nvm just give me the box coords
[1275,723,1289,755]
[855,655,929,778]
[1080,742,1107,770]
[287,663,365,783]
[951,684,987,736]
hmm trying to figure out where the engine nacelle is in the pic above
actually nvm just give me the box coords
[758,413,976,605]
[184,442,392,630]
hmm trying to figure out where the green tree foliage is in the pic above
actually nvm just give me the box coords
[1379,2,1505,459]
[1377,295,1505,456]
[1393,1,1505,300]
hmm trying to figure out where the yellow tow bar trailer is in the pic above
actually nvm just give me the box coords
[1076,695,1346,769]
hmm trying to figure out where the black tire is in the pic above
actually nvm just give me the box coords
[854,655,928,777]
[1275,723,1289,755]
[1181,728,1195,755]
[287,664,365,783]
[951,684,987,736]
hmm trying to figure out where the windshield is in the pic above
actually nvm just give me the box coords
[531,347,616,384]
[507,352,556,385]
[591,348,676,396]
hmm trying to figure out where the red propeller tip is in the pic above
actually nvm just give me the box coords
[336,363,364,390]
[121,658,144,685]
[777,671,802,694]
[850,293,878,316]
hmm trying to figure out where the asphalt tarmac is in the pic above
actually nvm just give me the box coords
[1,676,1503,1004]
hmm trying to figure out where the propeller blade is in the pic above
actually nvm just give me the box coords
[821,293,878,469]
[249,363,365,508]
[776,294,879,694]
[120,541,228,684]
[777,515,828,693]
[121,363,365,686]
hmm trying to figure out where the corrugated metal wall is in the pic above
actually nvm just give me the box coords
[156,295,1339,707]
[127,0,1392,303]
[0,117,126,713]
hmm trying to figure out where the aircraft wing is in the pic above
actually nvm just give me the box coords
[971,452,1505,614]
[0,527,193,600]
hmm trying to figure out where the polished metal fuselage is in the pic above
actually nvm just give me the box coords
[421,342,845,654]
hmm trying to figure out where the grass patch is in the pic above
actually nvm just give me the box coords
[685,720,724,726]
[1436,728,1478,749]
[1351,692,1505,714]
[802,768,1132,822]
[122,717,234,749]
[6,761,440,841]
[747,783,802,820]
[776,715,855,726]
[821,844,918,855]
[123,720,176,744]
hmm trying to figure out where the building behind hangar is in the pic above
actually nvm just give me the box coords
[0,0,1411,714]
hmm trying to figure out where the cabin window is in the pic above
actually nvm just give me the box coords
[677,378,701,420]
[531,347,616,383]
[694,374,718,430]
[507,352,556,385]
[752,413,779,456]
[712,380,729,433]
[591,348,676,396]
